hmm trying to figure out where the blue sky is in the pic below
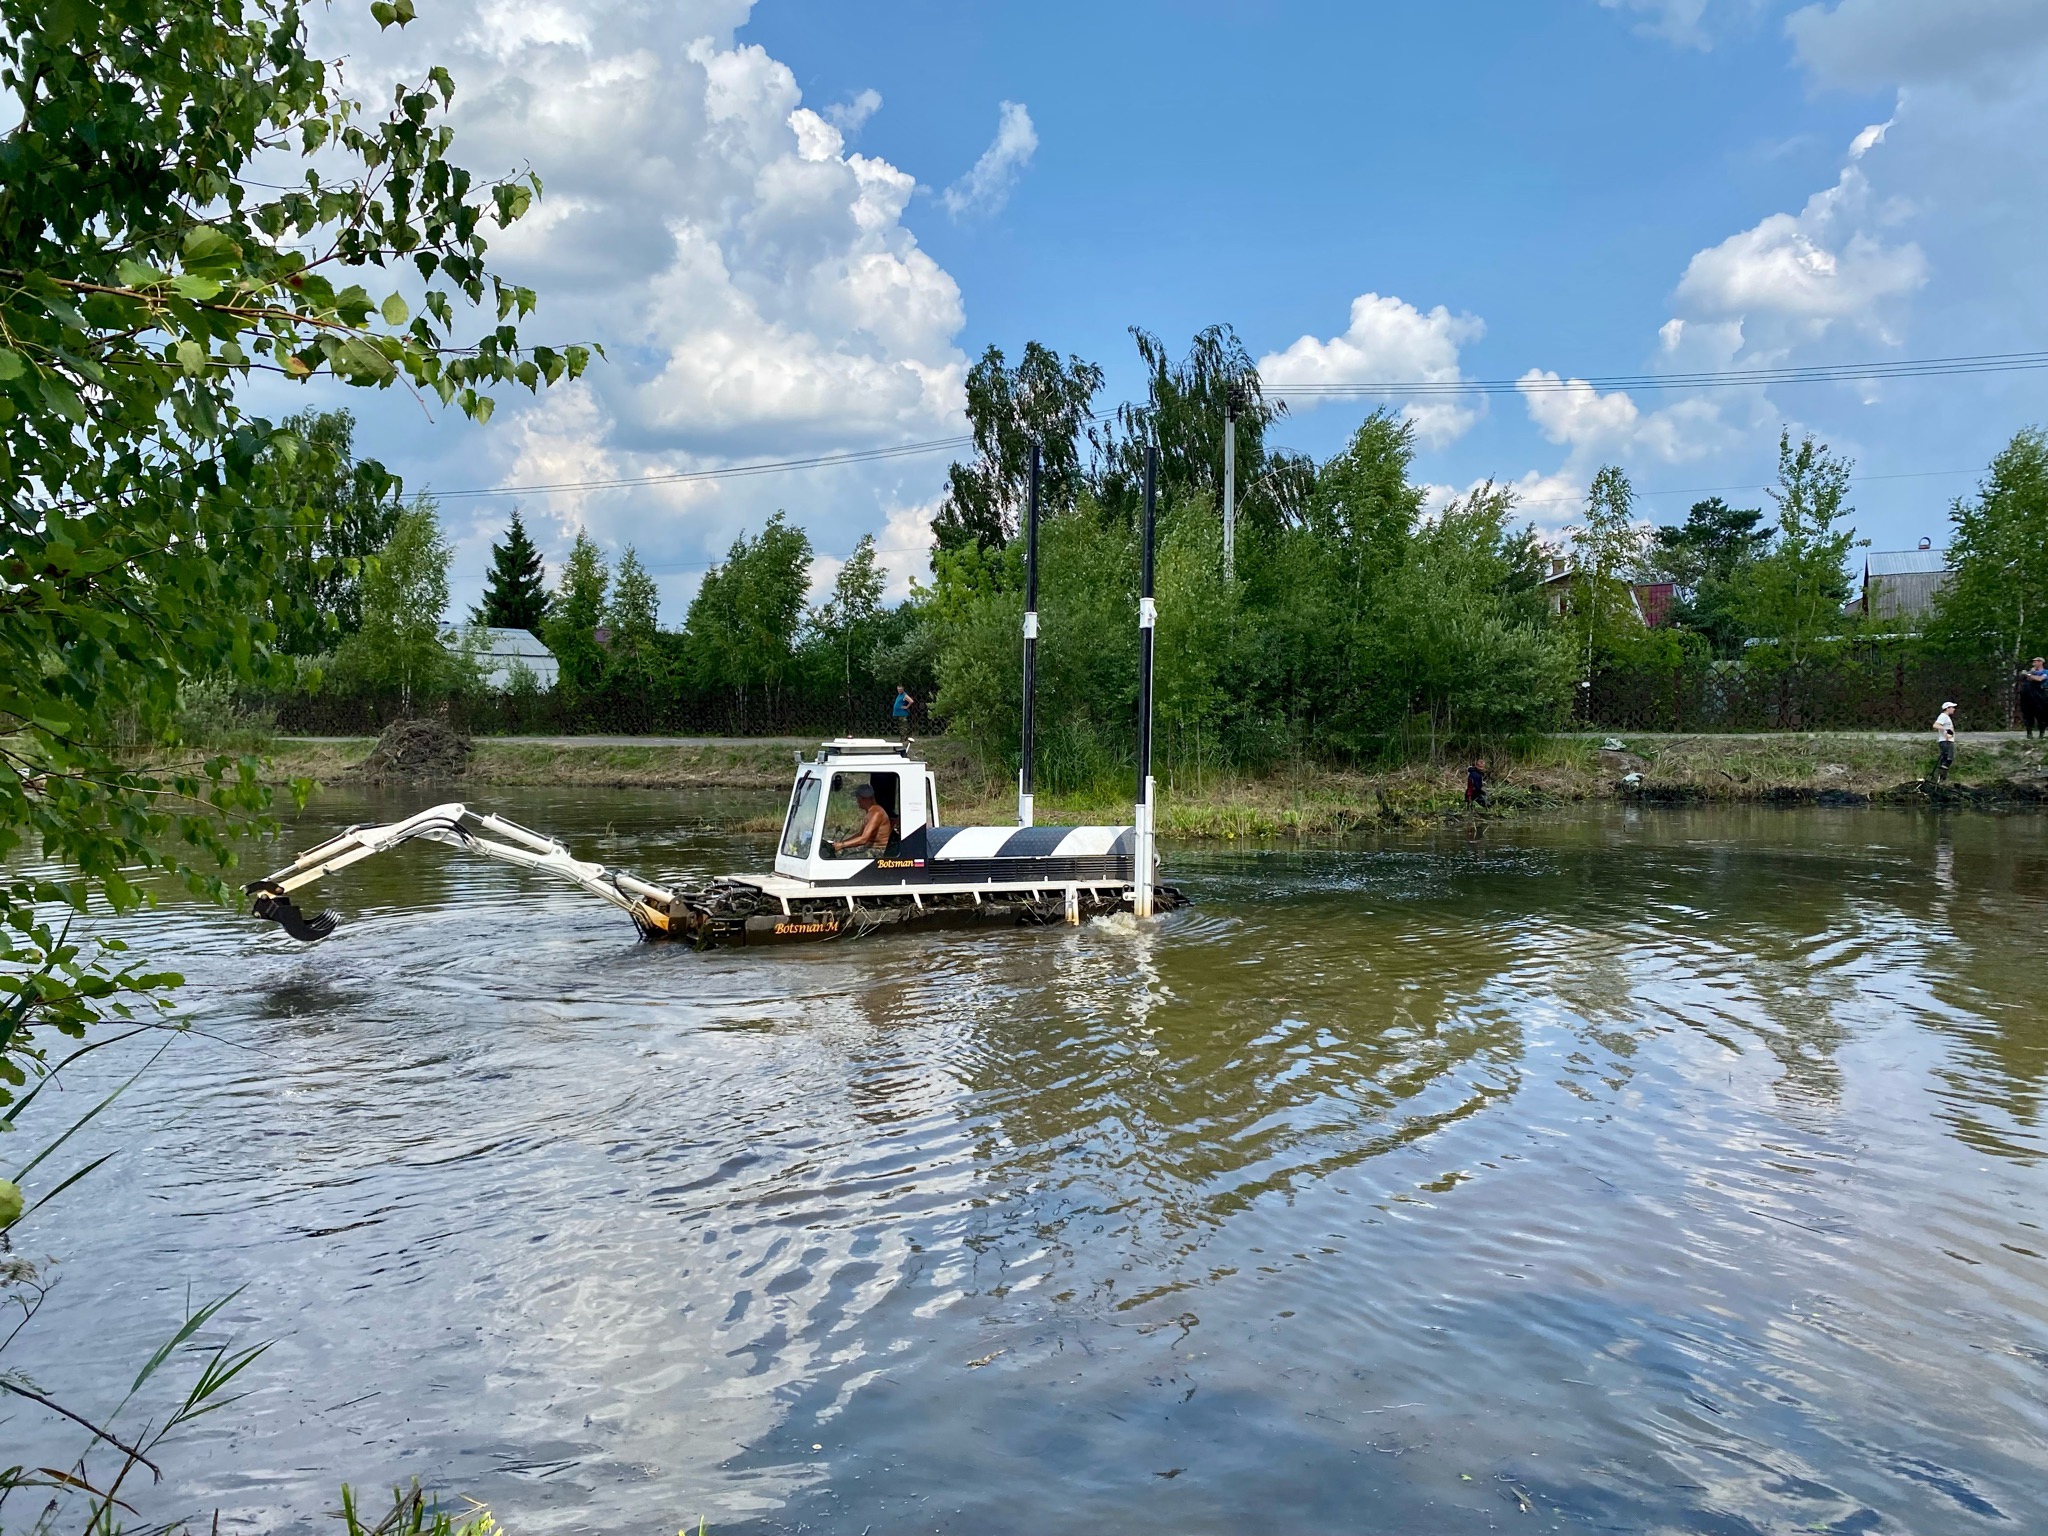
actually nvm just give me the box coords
[290,0,2048,619]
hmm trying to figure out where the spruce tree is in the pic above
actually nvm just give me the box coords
[475,507,549,635]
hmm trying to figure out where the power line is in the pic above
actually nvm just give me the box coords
[431,433,972,501]
[424,350,2041,504]
[1508,464,1983,510]
[634,538,935,578]
[1267,349,2048,398]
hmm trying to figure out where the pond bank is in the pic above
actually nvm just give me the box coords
[247,731,2048,840]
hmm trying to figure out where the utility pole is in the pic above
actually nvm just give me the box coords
[1134,443,1158,919]
[1018,442,1041,827]
[1222,381,1242,585]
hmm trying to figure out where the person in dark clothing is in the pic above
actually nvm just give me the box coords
[1465,757,1489,808]
[2019,658,2048,739]
[892,684,916,749]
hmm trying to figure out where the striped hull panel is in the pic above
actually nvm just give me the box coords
[837,853,1133,889]
[924,825,1132,861]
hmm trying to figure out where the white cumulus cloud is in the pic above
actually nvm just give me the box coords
[1519,372,1642,451]
[292,1,972,622]
[942,101,1038,218]
[1257,292,1486,448]
[1542,0,2042,549]
[1673,139,1927,338]
[1516,371,1749,467]
[1787,0,2048,93]
[826,88,883,135]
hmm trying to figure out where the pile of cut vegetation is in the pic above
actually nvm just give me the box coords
[351,717,473,783]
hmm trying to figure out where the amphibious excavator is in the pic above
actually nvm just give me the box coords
[247,737,1180,947]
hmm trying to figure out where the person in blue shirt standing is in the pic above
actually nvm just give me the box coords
[892,684,916,749]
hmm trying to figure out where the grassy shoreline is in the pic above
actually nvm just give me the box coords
[246,731,2048,840]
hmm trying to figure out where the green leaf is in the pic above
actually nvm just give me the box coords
[181,224,241,275]
[381,292,410,326]
[175,339,208,374]
[334,337,397,382]
[171,273,225,302]
[370,0,397,25]
[0,348,22,380]
[39,375,85,424]
[39,294,88,332]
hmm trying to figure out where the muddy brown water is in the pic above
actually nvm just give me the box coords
[7,791,2046,1534]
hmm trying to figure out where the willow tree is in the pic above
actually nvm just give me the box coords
[934,340,1104,552]
[0,0,589,1093]
[1090,324,1316,533]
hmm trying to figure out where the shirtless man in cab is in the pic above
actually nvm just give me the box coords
[827,783,895,858]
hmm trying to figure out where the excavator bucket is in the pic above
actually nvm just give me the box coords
[251,887,339,942]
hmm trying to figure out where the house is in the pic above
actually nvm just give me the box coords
[1541,555,1572,617]
[1630,582,1675,628]
[1538,556,1673,628]
[1857,541,1951,624]
[441,625,560,690]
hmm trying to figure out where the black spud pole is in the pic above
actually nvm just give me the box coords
[1019,441,1041,827]
[1134,443,1158,917]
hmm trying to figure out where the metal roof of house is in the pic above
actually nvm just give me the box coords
[441,625,556,660]
[1865,549,1949,578]
[439,625,559,688]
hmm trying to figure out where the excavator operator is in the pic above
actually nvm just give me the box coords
[828,783,896,858]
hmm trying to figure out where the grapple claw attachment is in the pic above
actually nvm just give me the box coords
[252,889,339,943]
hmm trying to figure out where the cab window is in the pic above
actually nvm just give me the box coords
[780,774,823,859]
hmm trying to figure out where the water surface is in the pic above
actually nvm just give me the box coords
[9,793,2047,1533]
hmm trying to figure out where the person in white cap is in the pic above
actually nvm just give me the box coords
[1932,700,1958,780]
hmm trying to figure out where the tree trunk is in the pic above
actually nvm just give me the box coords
[2010,597,2026,730]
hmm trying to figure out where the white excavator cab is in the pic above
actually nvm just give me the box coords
[775,738,937,883]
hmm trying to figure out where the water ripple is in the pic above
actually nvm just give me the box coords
[6,795,2046,1534]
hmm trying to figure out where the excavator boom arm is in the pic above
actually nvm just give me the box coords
[246,802,666,940]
